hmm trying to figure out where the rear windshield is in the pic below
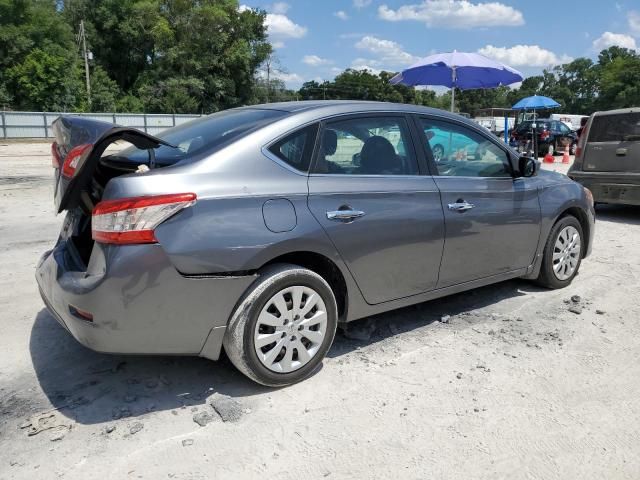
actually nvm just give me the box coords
[589,113,640,142]
[110,108,287,166]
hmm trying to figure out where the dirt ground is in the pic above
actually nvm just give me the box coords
[1,142,639,480]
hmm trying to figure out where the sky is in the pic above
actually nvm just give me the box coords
[240,0,640,89]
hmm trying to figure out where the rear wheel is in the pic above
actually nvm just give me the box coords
[223,264,338,386]
[535,215,584,289]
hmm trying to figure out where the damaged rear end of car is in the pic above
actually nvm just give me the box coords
[37,113,276,359]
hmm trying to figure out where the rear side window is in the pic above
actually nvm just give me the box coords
[589,113,640,142]
[268,124,318,172]
[112,108,287,166]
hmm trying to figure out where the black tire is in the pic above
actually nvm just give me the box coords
[535,215,584,289]
[223,264,338,387]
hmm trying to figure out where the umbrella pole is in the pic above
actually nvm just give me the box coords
[450,66,456,112]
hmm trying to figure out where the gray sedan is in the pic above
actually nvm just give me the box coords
[37,101,595,386]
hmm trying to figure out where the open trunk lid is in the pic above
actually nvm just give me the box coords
[51,116,174,213]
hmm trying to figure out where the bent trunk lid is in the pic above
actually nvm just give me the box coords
[52,116,174,213]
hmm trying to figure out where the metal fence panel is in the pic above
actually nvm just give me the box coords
[0,111,203,139]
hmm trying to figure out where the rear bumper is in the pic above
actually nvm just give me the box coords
[35,240,256,360]
[568,172,640,206]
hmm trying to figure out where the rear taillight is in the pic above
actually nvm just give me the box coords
[539,130,550,140]
[51,142,61,168]
[92,193,197,245]
[62,143,92,178]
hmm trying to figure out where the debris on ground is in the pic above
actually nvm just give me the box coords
[105,425,115,434]
[569,305,583,314]
[440,315,451,324]
[182,439,194,447]
[19,411,73,437]
[571,295,582,303]
[209,394,245,423]
[192,411,216,427]
[129,422,144,435]
[596,309,606,315]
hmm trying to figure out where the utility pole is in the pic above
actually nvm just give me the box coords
[79,21,91,108]
[265,58,270,103]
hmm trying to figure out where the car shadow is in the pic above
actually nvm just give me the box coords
[595,204,640,225]
[29,278,538,425]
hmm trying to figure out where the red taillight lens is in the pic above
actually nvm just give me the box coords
[539,130,550,140]
[51,142,61,168]
[92,193,197,245]
[62,143,92,178]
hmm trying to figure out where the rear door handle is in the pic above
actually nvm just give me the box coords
[448,201,475,212]
[326,209,366,221]
[616,148,628,156]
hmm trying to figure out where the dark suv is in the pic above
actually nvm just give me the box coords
[510,119,578,156]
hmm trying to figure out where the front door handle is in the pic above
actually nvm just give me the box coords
[326,209,366,221]
[448,201,475,212]
[616,148,628,156]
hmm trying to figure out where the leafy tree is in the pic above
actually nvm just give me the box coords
[1,0,83,110]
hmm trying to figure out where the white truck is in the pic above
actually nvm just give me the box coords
[550,113,589,131]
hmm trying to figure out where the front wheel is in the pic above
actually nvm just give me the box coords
[223,264,338,386]
[535,215,584,289]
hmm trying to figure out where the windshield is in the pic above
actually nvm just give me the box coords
[110,108,287,166]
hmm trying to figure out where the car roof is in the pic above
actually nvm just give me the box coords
[593,107,640,117]
[246,100,481,129]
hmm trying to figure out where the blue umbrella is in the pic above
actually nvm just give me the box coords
[390,51,523,111]
[512,95,560,110]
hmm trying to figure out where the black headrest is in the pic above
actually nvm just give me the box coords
[322,129,338,156]
[360,136,397,174]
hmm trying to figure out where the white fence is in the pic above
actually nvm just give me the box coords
[0,111,202,139]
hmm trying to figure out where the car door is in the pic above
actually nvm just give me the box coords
[417,115,541,288]
[307,114,445,305]
[582,111,640,173]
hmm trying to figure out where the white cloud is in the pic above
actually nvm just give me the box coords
[272,40,285,49]
[378,0,524,29]
[478,44,573,67]
[355,35,419,67]
[265,13,307,39]
[628,11,640,36]
[273,72,304,84]
[302,55,333,66]
[353,0,372,8]
[271,2,289,14]
[350,59,382,74]
[238,4,250,12]
[334,10,349,20]
[592,31,638,51]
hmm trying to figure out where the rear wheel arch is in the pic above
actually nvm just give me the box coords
[259,251,348,321]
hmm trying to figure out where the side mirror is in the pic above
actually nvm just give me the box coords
[518,155,537,178]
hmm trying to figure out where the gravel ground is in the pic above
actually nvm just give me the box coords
[1,142,639,479]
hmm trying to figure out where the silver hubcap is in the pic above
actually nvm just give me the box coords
[552,226,581,280]
[254,286,328,373]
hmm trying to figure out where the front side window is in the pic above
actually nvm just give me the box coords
[420,118,512,178]
[313,116,418,175]
[268,124,318,172]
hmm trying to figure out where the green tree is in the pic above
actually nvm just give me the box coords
[1,0,83,110]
